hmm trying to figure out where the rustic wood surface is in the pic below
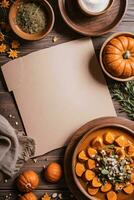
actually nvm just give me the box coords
[0,0,134,199]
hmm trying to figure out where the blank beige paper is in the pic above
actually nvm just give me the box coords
[2,38,116,156]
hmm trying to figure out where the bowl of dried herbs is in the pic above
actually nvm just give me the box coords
[9,0,55,40]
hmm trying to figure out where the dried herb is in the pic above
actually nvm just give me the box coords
[16,1,47,34]
[110,81,134,120]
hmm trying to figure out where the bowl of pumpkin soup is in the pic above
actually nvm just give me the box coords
[72,124,134,200]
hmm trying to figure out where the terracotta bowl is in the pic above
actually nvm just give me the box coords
[9,0,55,41]
[100,32,134,82]
[72,123,134,200]
[77,0,114,16]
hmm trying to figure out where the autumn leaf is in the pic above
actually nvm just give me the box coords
[11,40,20,49]
[42,193,51,200]
[0,0,10,8]
[0,32,5,42]
[0,43,7,53]
[7,49,19,59]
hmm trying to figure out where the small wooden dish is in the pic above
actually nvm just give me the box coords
[58,0,127,36]
[64,117,134,200]
[77,0,114,16]
[100,32,134,82]
[9,0,55,41]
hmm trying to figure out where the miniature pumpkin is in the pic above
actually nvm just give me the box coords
[103,35,134,78]
[44,162,63,183]
[17,170,39,192]
[19,192,37,200]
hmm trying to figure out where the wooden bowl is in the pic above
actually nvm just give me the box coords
[100,32,134,82]
[77,0,114,16]
[72,123,134,200]
[9,0,55,41]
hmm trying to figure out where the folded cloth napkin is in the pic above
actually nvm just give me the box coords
[0,115,35,177]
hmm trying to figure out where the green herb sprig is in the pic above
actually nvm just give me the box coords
[110,81,134,120]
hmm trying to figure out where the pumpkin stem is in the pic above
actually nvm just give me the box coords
[123,50,131,59]
[26,183,32,189]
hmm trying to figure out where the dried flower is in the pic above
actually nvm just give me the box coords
[0,43,6,53]
[0,32,5,42]
[0,0,10,8]
[42,193,51,200]
[11,40,20,49]
[7,49,19,59]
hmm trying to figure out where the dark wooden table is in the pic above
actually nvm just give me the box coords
[0,0,134,199]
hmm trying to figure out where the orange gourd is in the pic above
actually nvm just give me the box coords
[103,35,134,78]
[19,192,37,200]
[17,170,39,193]
[44,162,63,183]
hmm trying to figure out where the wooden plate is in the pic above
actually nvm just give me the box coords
[64,117,134,200]
[58,0,128,36]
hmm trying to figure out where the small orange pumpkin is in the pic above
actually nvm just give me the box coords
[103,35,134,78]
[19,192,37,200]
[44,162,63,183]
[17,170,39,193]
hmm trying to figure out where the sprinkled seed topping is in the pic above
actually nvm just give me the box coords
[94,146,133,187]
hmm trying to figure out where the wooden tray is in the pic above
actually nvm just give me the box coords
[58,0,128,36]
[64,117,134,200]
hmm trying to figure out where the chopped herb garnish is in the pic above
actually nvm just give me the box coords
[94,147,133,186]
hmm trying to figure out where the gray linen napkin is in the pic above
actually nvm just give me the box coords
[0,115,35,177]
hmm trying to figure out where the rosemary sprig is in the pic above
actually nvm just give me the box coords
[110,81,134,120]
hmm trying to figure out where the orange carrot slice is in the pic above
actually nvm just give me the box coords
[87,187,99,196]
[123,184,134,194]
[107,191,117,200]
[83,170,95,181]
[104,132,115,144]
[127,145,134,156]
[92,177,102,188]
[75,162,85,177]
[101,182,112,192]
[87,147,97,158]
[92,136,103,149]
[115,135,128,147]
[78,150,88,162]
[86,159,96,170]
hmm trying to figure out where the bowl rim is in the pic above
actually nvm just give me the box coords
[99,32,134,82]
[77,0,114,16]
[9,0,55,41]
[72,123,134,200]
